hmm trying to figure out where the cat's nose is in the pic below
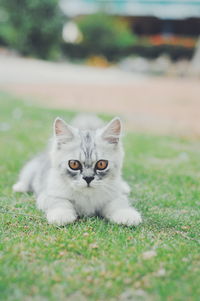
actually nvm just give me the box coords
[83,176,94,185]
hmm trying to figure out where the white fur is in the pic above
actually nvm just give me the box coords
[13,115,142,227]
[71,113,104,130]
[47,207,77,226]
[12,182,28,192]
[104,207,142,226]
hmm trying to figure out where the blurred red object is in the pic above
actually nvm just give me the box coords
[148,35,196,48]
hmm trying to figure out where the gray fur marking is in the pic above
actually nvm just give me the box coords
[80,130,96,167]
[96,169,109,180]
[66,169,78,178]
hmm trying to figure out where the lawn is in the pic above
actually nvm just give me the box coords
[0,91,200,301]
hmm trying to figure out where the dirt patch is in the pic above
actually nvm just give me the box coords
[1,56,200,136]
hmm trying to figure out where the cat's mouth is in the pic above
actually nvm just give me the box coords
[86,184,93,188]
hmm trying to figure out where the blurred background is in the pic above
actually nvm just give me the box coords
[0,0,200,135]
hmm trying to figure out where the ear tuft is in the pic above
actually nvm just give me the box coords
[54,117,74,140]
[101,117,121,144]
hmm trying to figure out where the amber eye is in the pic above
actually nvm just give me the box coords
[95,160,108,170]
[68,160,82,170]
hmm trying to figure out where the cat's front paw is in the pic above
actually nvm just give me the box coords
[109,208,142,226]
[46,208,77,226]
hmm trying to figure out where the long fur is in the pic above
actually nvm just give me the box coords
[13,115,142,226]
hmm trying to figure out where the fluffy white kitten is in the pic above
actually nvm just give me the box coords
[13,115,142,227]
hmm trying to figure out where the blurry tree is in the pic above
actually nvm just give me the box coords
[63,14,136,61]
[78,14,136,60]
[0,0,64,59]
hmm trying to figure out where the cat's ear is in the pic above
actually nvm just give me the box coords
[101,117,121,144]
[54,117,75,140]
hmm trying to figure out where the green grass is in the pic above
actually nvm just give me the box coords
[0,91,200,301]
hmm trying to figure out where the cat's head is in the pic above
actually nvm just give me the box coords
[51,117,124,190]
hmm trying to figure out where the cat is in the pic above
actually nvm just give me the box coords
[13,114,142,227]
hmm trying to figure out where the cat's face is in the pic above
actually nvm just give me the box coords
[51,117,123,190]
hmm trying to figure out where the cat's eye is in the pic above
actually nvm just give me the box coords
[68,160,82,170]
[95,160,108,170]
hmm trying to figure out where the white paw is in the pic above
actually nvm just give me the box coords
[46,207,77,226]
[109,208,142,226]
[13,182,28,192]
[36,193,48,211]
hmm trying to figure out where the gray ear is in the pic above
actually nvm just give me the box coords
[54,117,74,140]
[101,117,121,144]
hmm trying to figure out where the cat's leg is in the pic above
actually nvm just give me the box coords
[37,193,77,226]
[13,181,29,193]
[13,164,32,192]
[13,157,39,192]
[121,180,131,195]
[102,196,142,227]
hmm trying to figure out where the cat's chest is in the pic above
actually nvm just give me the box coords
[69,189,108,216]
